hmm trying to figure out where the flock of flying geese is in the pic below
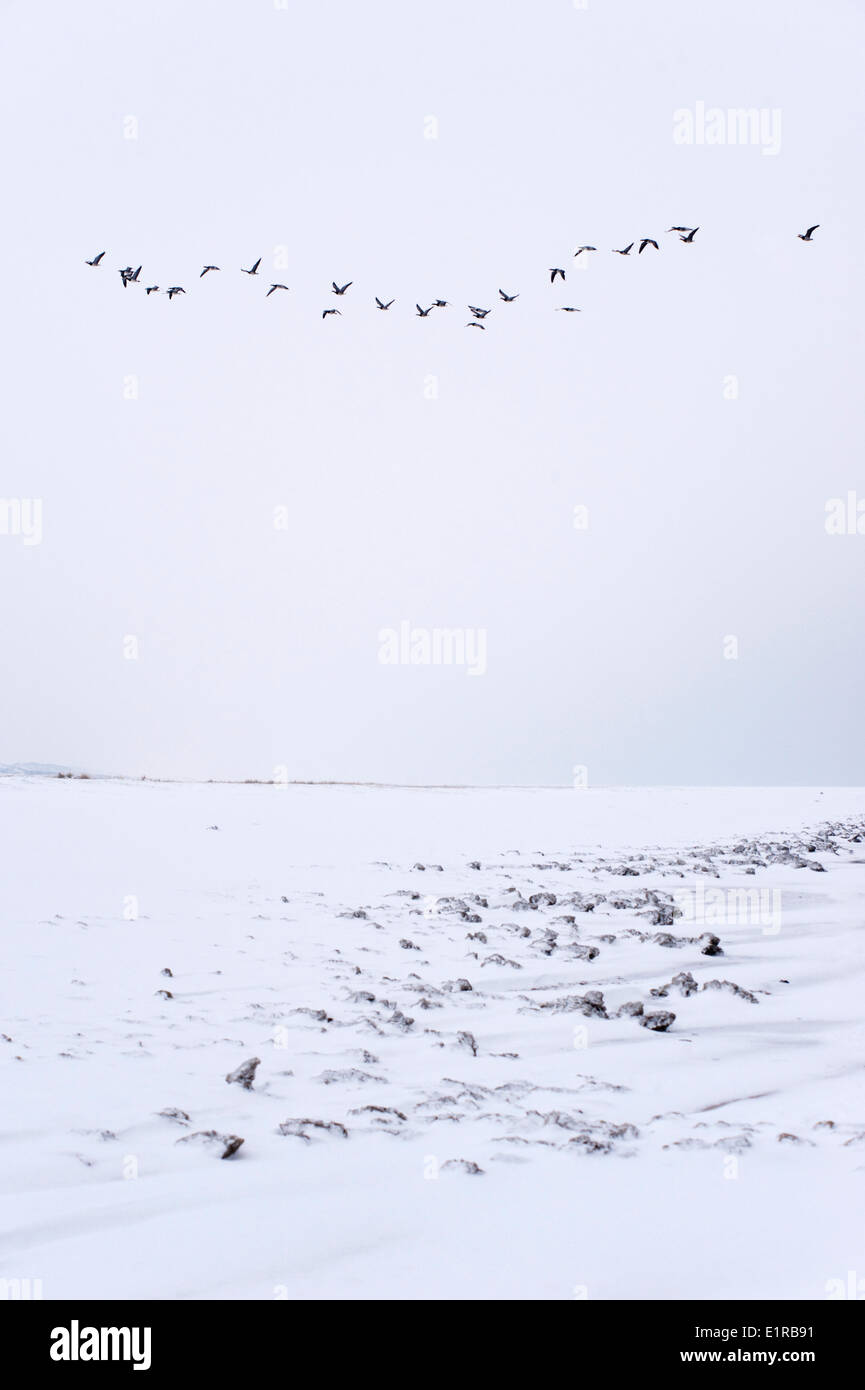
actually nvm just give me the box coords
[84,225,821,326]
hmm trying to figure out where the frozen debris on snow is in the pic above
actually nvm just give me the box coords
[176,1130,244,1159]
[225,1057,260,1090]
[701,979,760,1004]
[317,1067,386,1085]
[639,1011,676,1032]
[277,1118,349,1141]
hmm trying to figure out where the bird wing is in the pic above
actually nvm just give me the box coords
[251,258,261,273]
[807,225,819,236]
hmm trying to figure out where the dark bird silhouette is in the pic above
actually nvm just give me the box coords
[638,239,659,254]
[145,286,159,295]
[332,280,352,295]
[129,265,142,282]
[666,226,694,234]
[322,308,341,319]
[85,251,105,266]
[550,268,565,283]
[241,258,262,275]
[431,299,449,308]
[166,286,185,300]
[679,226,699,243]
[557,306,581,312]
[468,305,490,318]
[466,322,486,330]
[573,246,596,256]
[498,289,519,301]
[798,225,819,241]
[266,283,289,296]
[612,243,634,256]
[416,304,432,317]
[200,265,220,276]
[375,297,394,310]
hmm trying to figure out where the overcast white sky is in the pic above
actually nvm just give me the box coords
[1,0,863,785]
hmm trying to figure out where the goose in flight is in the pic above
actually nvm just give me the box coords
[416,304,432,316]
[557,306,581,312]
[550,267,566,283]
[679,226,699,242]
[431,299,449,308]
[498,290,519,301]
[797,225,819,241]
[612,243,634,256]
[573,246,596,256]
[241,258,261,275]
[85,251,105,266]
[666,226,694,234]
[332,280,352,295]
[638,238,659,254]
[468,305,490,318]
[266,283,289,296]
[322,308,341,319]
[200,265,220,277]
[145,286,159,295]
[466,321,486,330]
[166,286,185,300]
[375,297,394,310]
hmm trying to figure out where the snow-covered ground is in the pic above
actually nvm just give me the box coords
[2,779,864,1300]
